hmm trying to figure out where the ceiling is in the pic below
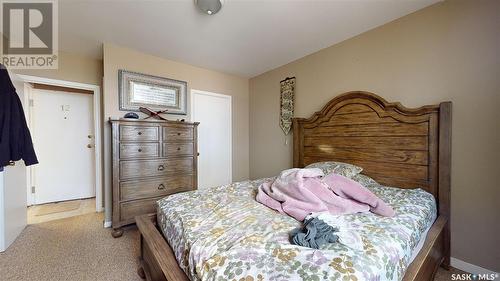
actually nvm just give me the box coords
[59,0,440,78]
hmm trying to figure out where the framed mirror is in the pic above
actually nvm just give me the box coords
[119,70,187,115]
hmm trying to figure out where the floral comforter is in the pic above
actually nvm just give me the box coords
[157,175,436,281]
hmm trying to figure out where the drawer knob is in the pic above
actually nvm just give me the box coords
[138,148,142,152]
[138,132,142,135]
[157,165,165,171]
[177,147,181,151]
[158,184,165,190]
[177,132,181,136]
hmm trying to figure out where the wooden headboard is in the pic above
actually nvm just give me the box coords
[293,91,451,217]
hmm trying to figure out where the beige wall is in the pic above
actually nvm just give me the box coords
[14,51,103,86]
[250,0,500,272]
[102,44,250,224]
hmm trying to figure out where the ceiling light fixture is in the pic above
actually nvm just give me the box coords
[195,0,224,15]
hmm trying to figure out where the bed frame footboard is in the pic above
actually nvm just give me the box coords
[136,214,189,281]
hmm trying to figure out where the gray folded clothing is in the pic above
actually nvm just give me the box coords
[290,217,339,249]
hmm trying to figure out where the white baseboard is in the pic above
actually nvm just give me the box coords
[450,257,499,276]
[103,220,112,228]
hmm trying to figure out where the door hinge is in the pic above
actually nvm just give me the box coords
[31,186,35,193]
[29,99,34,107]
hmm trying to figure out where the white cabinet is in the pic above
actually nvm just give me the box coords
[0,165,27,252]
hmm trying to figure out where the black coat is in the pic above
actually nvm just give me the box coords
[0,65,38,169]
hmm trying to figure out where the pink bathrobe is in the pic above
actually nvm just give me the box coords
[256,168,395,221]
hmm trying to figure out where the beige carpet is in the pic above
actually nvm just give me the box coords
[0,212,466,281]
[35,200,81,216]
[0,212,142,281]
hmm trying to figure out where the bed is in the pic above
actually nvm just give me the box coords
[136,91,451,281]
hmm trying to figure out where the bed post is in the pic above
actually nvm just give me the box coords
[438,102,452,269]
[293,118,305,168]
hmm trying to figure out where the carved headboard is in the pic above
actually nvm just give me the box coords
[293,91,451,217]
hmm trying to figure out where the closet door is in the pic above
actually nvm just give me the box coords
[191,90,232,189]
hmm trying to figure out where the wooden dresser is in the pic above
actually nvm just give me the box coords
[109,119,198,237]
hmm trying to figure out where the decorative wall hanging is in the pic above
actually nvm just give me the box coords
[119,70,187,115]
[279,77,296,135]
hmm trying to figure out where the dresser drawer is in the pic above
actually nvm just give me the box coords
[163,143,194,157]
[120,125,159,142]
[120,175,193,201]
[120,143,159,159]
[120,158,194,179]
[163,126,193,141]
[119,197,159,222]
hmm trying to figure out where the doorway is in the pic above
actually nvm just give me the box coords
[30,88,95,204]
[191,90,232,189]
[18,75,102,215]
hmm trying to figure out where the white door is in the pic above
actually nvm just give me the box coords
[192,91,232,189]
[31,89,95,204]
